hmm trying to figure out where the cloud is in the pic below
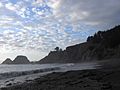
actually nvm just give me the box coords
[56,0,120,27]
[0,2,3,8]
[0,0,119,62]
[5,2,16,11]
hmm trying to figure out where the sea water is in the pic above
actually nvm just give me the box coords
[0,62,100,80]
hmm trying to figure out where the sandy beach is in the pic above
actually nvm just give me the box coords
[1,65,120,90]
[0,60,120,90]
[0,62,98,88]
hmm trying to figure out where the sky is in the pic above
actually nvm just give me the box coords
[0,0,120,63]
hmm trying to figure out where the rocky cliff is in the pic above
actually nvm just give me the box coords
[39,25,120,63]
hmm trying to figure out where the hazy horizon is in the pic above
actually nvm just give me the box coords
[0,0,120,63]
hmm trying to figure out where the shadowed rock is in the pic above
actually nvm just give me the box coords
[2,58,12,64]
[12,55,30,64]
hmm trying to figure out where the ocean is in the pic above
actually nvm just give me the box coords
[0,62,100,80]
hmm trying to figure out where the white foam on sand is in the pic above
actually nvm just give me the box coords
[0,71,53,88]
[0,62,100,88]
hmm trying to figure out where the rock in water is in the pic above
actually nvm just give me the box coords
[13,55,30,64]
[2,58,12,64]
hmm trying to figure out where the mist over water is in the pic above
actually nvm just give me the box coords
[0,62,100,88]
[0,62,99,74]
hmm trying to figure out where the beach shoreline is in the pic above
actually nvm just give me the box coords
[1,59,120,90]
[1,67,120,90]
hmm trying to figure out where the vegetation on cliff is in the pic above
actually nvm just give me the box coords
[39,25,120,63]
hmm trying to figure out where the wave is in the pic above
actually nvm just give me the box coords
[0,67,61,80]
[0,62,99,80]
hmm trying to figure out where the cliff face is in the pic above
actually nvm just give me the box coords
[39,25,120,63]
[39,51,68,63]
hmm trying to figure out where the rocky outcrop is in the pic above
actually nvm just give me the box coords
[2,58,12,64]
[1,56,30,64]
[12,55,30,64]
[39,25,120,63]
[39,51,68,63]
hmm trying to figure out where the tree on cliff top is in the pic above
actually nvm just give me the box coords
[54,47,63,52]
[54,47,59,51]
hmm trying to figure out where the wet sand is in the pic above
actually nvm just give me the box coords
[1,59,120,90]
[1,67,120,90]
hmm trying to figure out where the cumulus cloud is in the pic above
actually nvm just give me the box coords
[56,0,120,27]
[0,0,119,62]
[0,2,3,8]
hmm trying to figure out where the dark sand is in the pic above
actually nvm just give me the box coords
[1,60,120,90]
[1,68,120,90]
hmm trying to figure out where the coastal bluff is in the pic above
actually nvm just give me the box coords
[39,25,120,63]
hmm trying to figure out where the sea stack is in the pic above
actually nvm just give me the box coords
[12,55,30,64]
[2,58,12,64]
